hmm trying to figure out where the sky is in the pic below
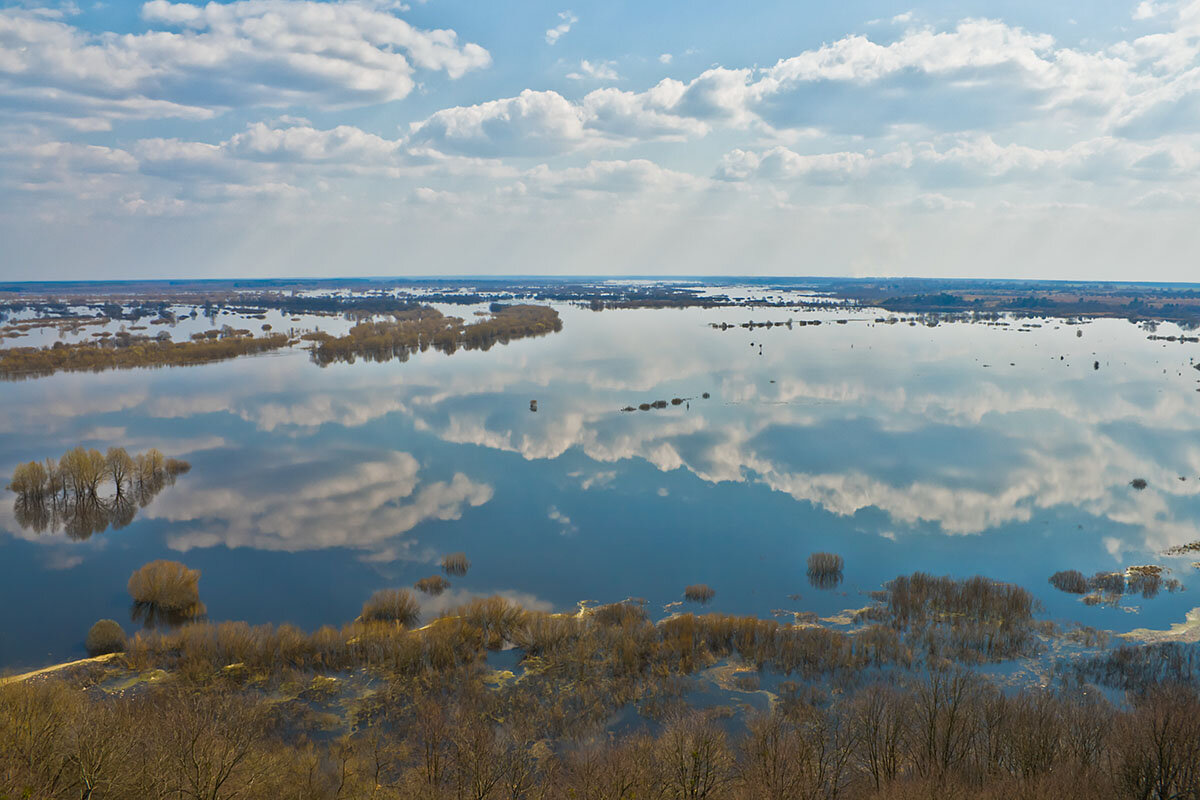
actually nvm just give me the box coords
[3,0,1200,280]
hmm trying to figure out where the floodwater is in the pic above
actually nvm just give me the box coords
[3,295,1200,669]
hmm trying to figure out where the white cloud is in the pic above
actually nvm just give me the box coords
[150,450,494,558]
[0,0,489,129]
[547,505,577,534]
[659,53,672,64]
[905,192,975,212]
[1134,1,1168,19]
[567,59,620,82]
[520,158,705,197]
[406,83,709,157]
[715,136,1200,186]
[545,10,576,45]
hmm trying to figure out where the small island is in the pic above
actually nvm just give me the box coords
[7,447,190,538]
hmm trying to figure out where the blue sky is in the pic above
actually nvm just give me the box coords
[2,0,1199,280]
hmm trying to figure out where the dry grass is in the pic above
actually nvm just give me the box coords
[684,584,716,604]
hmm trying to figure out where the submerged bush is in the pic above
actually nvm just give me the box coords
[362,589,421,627]
[807,552,844,589]
[865,572,1038,661]
[684,584,716,604]
[85,619,126,656]
[128,560,202,612]
[414,575,450,596]
[441,552,470,576]
[1050,569,1089,594]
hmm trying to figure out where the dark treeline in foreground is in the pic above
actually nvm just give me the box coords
[0,326,289,380]
[6,447,189,538]
[308,304,563,366]
[2,582,1199,800]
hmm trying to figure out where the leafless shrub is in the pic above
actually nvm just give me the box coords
[361,589,421,627]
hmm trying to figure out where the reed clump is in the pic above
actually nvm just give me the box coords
[361,589,421,627]
[684,584,716,604]
[807,552,844,589]
[441,553,470,576]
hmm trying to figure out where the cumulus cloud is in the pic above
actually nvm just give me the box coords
[406,83,708,156]
[0,0,490,129]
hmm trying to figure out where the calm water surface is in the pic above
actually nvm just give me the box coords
[3,299,1200,669]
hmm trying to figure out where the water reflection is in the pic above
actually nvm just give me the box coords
[10,454,187,539]
[145,450,493,562]
[6,302,1200,666]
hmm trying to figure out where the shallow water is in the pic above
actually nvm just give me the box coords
[3,296,1200,669]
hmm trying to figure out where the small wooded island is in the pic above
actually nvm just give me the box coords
[7,447,189,538]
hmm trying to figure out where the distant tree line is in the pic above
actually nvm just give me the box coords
[7,446,189,539]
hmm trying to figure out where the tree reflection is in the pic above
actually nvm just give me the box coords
[7,446,190,539]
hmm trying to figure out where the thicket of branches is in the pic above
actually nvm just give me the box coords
[3,624,1199,799]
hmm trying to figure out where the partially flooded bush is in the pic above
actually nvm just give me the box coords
[128,560,202,615]
[593,600,649,627]
[1050,569,1089,594]
[85,618,126,656]
[807,552,844,589]
[445,596,527,648]
[415,575,450,596]
[684,584,716,604]
[866,572,1038,661]
[441,552,470,576]
[1064,642,1200,691]
[361,589,420,627]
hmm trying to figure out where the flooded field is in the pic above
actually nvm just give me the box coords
[3,290,1200,669]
